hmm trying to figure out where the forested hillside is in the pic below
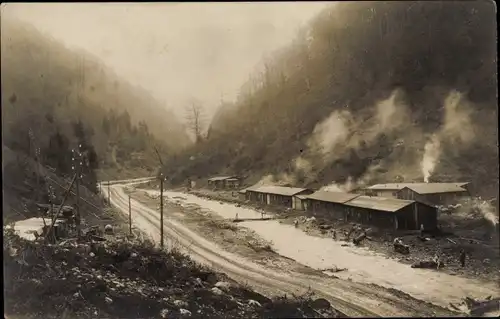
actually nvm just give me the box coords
[164,1,497,197]
[1,16,189,220]
[1,16,189,177]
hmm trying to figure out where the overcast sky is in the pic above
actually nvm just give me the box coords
[3,2,329,120]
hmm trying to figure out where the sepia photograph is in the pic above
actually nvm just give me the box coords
[2,1,498,318]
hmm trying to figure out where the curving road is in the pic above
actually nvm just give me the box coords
[107,180,456,317]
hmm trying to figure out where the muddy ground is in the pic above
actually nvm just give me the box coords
[126,187,469,317]
[128,189,319,277]
[187,188,500,284]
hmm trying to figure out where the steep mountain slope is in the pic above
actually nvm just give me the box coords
[1,17,190,221]
[164,1,497,197]
[1,16,189,154]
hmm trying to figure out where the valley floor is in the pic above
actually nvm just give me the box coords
[110,182,458,317]
[130,185,498,313]
[188,188,500,284]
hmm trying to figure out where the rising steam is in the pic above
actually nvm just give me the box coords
[422,134,441,183]
[451,197,500,228]
[420,90,476,182]
[293,156,313,175]
[309,109,351,157]
[264,89,410,189]
[320,176,355,192]
[477,200,499,227]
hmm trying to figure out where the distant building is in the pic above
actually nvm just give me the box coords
[207,176,241,189]
[343,195,438,230]
[237,189,247,201]
[302,191,361,219]
[225,178,241,189]
[302,191,438,230]
[396,184,470,206]
[245,185,313,209]
[364,182,470,205]
[293,194,309,211]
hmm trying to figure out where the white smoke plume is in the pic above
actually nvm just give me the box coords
[320,176,356,192]
[293,156,313,175]
[257,172,296,187]
[477,200,499,227]
[298,89,410,190]
[355,163,384,188]
[309,109,351,157]
[267,89,411,190]
[257,174,275,186]
[368,89,409,140]
[422,134,441,183]
[320,183,344,192]
[451,197,499,228]
[420,90,476,182]
[441,90,475,144]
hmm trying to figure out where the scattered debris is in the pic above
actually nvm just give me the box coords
[248,299,261,307]
[411,259,445,269]
[320,266,347,273]
[179,308,192,317]
[446,238,457,245]
[393,238,410,255]
[449,296,500,316]
[311,298,331,310]
[103,224,113,235]
[353,233,367,246]
[211,287,224,295]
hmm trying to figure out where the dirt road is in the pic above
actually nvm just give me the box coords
[107,181,455,317]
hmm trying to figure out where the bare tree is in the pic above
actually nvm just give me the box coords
[184,99,206,144]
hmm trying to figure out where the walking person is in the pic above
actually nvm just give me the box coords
[332,230,337,240]
[436,254,442,270]
[459,249,466,268]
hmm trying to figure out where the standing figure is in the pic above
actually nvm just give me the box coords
[294,219,299,228]
[459,249,466,268]
[346,225,355,241]
[420,224,424,237]
[332,230,337,240]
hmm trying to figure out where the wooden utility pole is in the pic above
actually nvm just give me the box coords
[45,174,77,243]
[108,181,111,205]
[75,153,81,237]
[128,194,132,235]
[160,175,164,249]
[154,146,166,249]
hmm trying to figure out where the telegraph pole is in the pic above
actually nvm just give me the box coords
[108,181,111,205]
[154,146,166,249]
[73,147,82,237]
[160,175,164,249]
[128,194,132,235]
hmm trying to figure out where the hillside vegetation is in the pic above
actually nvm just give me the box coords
[1,16,189,179]
[163,1,497,197]
[4,227,340,319]
[1,17,190,221]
